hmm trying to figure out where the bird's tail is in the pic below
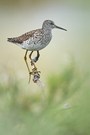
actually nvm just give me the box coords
[7,37,22,44]
[7,38,16,43]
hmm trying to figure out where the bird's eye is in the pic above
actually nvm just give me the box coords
[50,22,53,25]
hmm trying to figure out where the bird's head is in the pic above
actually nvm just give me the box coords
[42,20,67,31]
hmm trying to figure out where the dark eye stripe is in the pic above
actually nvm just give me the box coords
[50,22,53,25]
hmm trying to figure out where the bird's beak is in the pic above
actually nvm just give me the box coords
[55,25,67,31]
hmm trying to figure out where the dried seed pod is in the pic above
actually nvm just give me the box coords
[33,72,40,83]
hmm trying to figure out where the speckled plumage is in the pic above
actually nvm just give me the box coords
[7,20,67,82]
[7,20,67,51]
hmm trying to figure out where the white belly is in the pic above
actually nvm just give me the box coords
[21,33,52,51]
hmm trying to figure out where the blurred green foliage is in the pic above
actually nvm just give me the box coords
[0,61,90,135]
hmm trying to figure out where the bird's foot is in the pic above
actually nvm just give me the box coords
[32,68,41,83]
[28,59,41,83]
[33,72,40,83]
[28,70,41,84]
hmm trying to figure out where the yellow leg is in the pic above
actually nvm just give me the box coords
[24,50,31,83]
[36,51,40,62]
[29,51,40,62]
[29,51,37,70]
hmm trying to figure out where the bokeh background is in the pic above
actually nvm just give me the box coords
[0,0,90,135]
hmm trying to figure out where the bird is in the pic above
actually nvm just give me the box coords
[7,20,67,76]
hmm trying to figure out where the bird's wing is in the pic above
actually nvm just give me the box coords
[8,29,42,44]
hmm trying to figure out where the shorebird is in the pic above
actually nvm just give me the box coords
[7,20,67,77]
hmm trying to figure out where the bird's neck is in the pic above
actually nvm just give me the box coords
[42,27,52,35]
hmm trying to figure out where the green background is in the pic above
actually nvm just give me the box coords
[0,0,90,135]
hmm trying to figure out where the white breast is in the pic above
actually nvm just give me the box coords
[21,30,52,51]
